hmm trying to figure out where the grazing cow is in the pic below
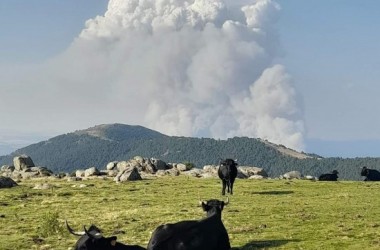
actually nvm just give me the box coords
[361,166,380,181]
[318,170,339,181]
[147,198,231,250]
[66,220,146,250]
[218,159,238,195]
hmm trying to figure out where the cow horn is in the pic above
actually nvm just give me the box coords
[84,226,102,239]
[66,220,85,236]
[224,197,229,205]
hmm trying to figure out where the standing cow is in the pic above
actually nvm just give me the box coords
[147,198,231,250]
[66,220,146,250]
[361,166,380,181]
[318,170,339,181]
[218,159,238,195]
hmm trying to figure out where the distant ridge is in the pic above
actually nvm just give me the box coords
[1,123,379,180]
[73,123,167,141]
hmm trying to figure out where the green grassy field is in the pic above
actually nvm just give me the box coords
[0,176,379,250]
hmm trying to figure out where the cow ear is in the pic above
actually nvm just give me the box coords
[201,202,209,211]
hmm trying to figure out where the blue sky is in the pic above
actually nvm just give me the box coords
[276,0,380,156]
[1,0,380,158]
[0,0,108,63]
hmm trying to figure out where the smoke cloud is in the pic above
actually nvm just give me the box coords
[0,0,305,150]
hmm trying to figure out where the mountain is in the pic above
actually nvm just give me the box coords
[0,123,379,180]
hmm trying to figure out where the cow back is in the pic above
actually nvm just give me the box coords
[148,217,230,250]
[318,173,338,181]
[366,169,380,181]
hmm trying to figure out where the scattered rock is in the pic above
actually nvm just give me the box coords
[33,183,53,190]
[305,175,317,181]
[249,175,265,180]
[1,165,15,172]
[181,168,203,178]
[75,170,85,178]
[13,155,35,171]
[150,158,169,170]
[281,171,303,180]
[239,166,268,178]
[116,161,129,171]
[84,167,100,177]
[67,177,82,182]
[114,167,142,182]
[106,161,118,170]
[2,155,273,181]
[175,163,189,172]
[203,165,218,174]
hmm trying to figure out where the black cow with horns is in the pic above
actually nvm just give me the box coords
[66,220,146,250]
[361,166,380,181]
[218,158,238,195]
[147,198,231,250]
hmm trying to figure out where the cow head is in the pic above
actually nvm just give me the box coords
[66,220,118,250]
[220,159,238,167]
[361,167,369,176]
[199,197,229,217]
[332,170,339,175]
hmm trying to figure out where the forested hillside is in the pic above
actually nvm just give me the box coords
[1,124,379,180]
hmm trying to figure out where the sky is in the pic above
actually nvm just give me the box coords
[0,0,380,158]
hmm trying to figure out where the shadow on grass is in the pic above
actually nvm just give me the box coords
[233,239,300,249]
[251,190,294,195]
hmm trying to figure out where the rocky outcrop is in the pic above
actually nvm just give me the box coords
[102,157,269,180]
[1,155,269,182]
[13,155,35,171]
[114,167,142,182]
[1,155,53,180]
[84,167,100,177]
[238,166,268,179]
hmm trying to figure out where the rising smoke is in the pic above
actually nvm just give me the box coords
[1,0,305,150]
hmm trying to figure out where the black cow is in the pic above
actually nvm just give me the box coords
[218,159,238,195]
[318,170,339,181]
[361,166,380,181]
[66,220,146,250]
[147,198,231,250]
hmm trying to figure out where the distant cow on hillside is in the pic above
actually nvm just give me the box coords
[361,166,380,181]
[147,198,231,250]
[318,170,339,181]
[218,159,238,195]
[66,220,146,250]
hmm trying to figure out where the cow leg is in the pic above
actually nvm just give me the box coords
[222,180,226,195]
[228,181,234,194]
[226,181,231,194]
[230,180,234,195]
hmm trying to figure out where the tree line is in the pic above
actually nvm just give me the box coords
[1,133,379,180]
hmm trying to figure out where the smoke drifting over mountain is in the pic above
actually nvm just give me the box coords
[0,0,305,150]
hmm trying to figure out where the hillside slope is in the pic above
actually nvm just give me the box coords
[1,123,379,180]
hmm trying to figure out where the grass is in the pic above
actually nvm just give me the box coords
[0,176,379,250]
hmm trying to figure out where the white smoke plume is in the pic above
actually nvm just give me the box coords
[0,0,305,150]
